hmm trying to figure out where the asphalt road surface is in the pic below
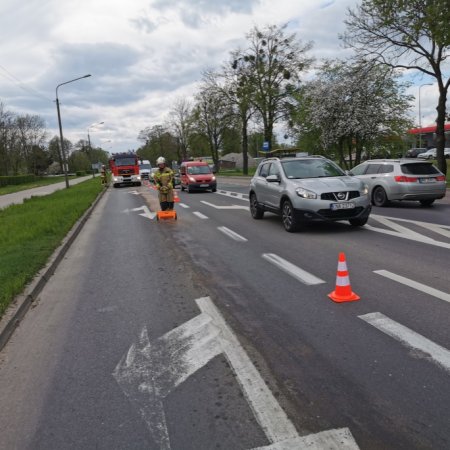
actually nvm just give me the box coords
[0,179,449,449]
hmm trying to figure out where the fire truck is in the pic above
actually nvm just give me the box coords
[109,152,142,188]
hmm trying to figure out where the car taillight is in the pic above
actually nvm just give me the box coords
[394,176,418,182]
[436,175,445,181]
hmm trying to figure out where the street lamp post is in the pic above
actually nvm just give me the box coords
[418,83,432,149]
[87,121,104,153]
[56,74,91,188]
[87,121,104,177]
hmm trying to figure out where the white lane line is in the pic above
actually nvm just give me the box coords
[178,203,190,208]
[197,298,359,449]
[262,253,325,285]
[201,200,249,210]
[359,312,450,373]
[197,297,299,443]
[193,211,209,219]
[218,226,248,242]
[374,270,450,304]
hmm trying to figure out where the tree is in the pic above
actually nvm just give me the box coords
[15,114,48,173]
[168,98,194,162]
[342,0,450,174]
[0,103,15,175]
[233,24,313,151]
[299,60,413,168]
[48,135,73,173]
[194,78,235,171]
[202,62,255,174]
[137,125,179,165]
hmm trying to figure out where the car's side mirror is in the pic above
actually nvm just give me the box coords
[266,174,280,183]
[345,170,354,176]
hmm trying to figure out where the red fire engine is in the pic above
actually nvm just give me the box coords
[109,152,142,188]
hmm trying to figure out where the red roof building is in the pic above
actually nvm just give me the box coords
[408,123,450,148]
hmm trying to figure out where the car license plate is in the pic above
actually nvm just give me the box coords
[419,178,436,183]
[200,184,209,187]
[330,202,355,210]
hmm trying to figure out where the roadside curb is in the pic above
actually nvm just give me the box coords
[0,186,108,352]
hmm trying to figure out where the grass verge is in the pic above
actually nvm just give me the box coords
[218,168,256,177]
[0,175,80,195]
[0,178,103,317]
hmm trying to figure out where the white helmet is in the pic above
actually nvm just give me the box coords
[156,156,166,165]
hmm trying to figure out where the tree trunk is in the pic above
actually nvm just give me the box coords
[242,119,249,175]
[435,87,448,175]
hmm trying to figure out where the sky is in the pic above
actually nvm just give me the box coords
[0,0,442,155]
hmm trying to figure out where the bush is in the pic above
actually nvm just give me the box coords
[0,175,39,187]
[75,171,86,176]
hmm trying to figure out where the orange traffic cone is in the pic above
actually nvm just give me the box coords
[328,252,360,303]
[173,190,180,202]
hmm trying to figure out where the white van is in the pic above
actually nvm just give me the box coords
[138,160,152,180]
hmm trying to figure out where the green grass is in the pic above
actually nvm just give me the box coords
[218,168,256,177]
[0,175,80,195]
[0,178,103,317]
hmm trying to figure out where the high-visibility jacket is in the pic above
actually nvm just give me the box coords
[154,167,174,202]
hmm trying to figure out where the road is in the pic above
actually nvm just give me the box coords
[0,178,449,449]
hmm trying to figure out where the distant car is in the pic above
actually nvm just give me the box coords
[249,155,371,232]
[350,159,446,207]
[173,171,181,188]
[149,168,159,182]
[418,148,450,159]
[405,148,427,158]
[417,148,436,159]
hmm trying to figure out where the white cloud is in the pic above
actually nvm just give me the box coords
[1,0,443,154]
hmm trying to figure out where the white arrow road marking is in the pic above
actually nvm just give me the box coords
[371,214,450,239]
[216,190,249,201]
[192,211,209,219]
[218,226,248,242]
[366,215,450,249]
[131,205,156,220]
[178,203,190,208]
[262,253,326,286]
[114,297,358,450]
[359,312,450,373]
[129,190,141,195]
[374,270,450,304]
[201,200,249,210]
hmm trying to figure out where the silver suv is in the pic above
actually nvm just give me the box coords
[249,156,371,232]
[350,159,447,206]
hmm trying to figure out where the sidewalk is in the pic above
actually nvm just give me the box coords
[0,175,95,210]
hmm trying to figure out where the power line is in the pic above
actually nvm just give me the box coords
[0,64,53,102]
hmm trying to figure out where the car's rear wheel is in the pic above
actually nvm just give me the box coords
[250,193,264,219]
[281,200,300,232]
[349,216,369,226]
[372,186,389,207]
[420,199,435,207]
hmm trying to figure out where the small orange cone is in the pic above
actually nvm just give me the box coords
[173,190,180,202]
[328,252,360,302]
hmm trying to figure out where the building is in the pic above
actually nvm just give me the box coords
[408,123,450,148]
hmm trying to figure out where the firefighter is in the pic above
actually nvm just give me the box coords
[154,156,174,211]
[100,164,107,186]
